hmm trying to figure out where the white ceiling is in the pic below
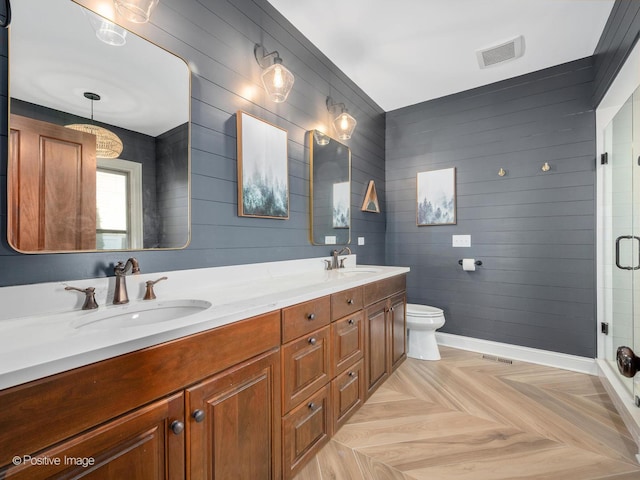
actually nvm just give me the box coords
[268,0,616,112]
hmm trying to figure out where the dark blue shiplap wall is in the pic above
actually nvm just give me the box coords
[386,58,597,358]
[0,0,386,287]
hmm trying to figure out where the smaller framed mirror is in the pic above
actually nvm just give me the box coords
[309,130,351,245]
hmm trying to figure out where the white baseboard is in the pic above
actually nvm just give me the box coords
[436,333,597,376]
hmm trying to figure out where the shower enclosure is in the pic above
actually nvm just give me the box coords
[601,86,640,403]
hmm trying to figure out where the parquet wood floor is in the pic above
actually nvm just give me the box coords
[294,346,640,480]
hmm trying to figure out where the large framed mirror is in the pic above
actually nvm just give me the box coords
[7,0,191,252]
[309,130,351,245]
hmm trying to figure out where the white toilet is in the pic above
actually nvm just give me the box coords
[406,304,446,360]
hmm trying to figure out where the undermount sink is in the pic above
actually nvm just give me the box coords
[73,299,212,330]
[338,268,381,275]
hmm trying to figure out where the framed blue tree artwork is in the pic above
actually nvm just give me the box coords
[416,167,456,226]
[237,111,289,219]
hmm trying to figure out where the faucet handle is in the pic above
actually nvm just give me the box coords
[324,259,333,271]
[339,258,347,269]
[65,285,99,310]
[144,276,168,300]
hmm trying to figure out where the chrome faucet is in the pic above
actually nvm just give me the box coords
[113,258,140,304]
[330,247,352,270]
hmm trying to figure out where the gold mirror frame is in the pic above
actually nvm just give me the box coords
[7,0,191,253]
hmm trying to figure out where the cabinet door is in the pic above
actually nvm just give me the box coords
[0,393,184,480]
[389,293,407,372]
[331,359,365,433]
[365,300,388,397]
[186,349,281,480]
[332,311,364,375]
[282,384,331,480]
[282,325,331,413]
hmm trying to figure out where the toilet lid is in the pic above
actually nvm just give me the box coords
[406,303,444,318]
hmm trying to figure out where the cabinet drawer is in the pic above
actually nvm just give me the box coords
[332,359,365,434]
[282,326,331,413]
[363,275,406,306]
[282,384,331,480]
[331,286,363,320]
[331,311,364,375]
[282,296,331,343]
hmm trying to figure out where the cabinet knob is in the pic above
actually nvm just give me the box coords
[348,318,355,325]
[307,313,316,320]
[192,409,205,423]
[170,420,184,435]
[348,371,356,377]
[347,298,354,305]
[308,402,316,410]
[308,337,317,346]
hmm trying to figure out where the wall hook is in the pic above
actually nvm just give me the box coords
[498,168,506,177]
[541,162,551,172]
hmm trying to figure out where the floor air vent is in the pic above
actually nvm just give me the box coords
[482,354,513,365]
[476,35,524,69]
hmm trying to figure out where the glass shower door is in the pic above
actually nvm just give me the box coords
[605,92,636,397]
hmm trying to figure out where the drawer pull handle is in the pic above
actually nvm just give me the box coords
[347,298,354,305]
[308,337,317,345]
[192,409,205,423]
[308,402,316,410]
[348,371,356,377]
[170,420,184,435]
[348,318,355,325]
[307,313,316,320]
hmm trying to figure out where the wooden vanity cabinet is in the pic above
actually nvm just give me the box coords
[0,273,406,480]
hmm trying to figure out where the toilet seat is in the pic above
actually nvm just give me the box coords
[406,304,443,318]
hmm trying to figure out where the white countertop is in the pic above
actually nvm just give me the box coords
[0,256,409,390]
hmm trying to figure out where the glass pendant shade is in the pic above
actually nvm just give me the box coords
[114,0,158,24]
[66,124,123,159]
[84,10,127,46]
[261,60,295,103]
[313,130,330,146]
[96,20,127,46]
[333,110,357,140]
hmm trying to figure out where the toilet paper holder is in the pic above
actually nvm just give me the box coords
[458,259,482,266]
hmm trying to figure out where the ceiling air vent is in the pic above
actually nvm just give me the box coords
[476,35,525,69]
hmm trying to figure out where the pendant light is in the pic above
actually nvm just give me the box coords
[66,92,123,159]
[113,0,158,24]
[254,44,295,103]
[313,130,330,146]
[84,10,127,46]
[326,96,357,140]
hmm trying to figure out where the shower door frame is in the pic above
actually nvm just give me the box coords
[596,37,640,452]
